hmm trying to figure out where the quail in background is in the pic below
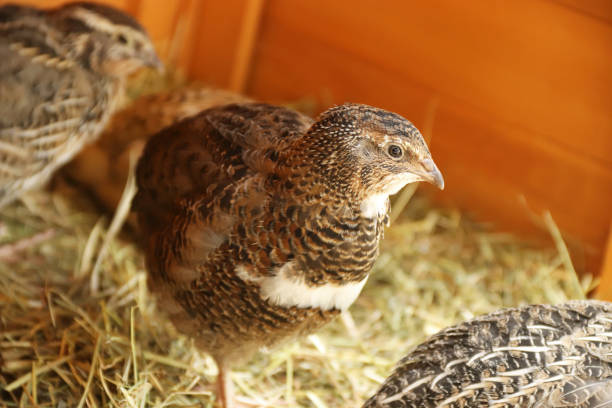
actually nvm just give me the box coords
[63,87,249,212]
[363,300,612,408]
[0,1,161,208]
[134,102,444,407]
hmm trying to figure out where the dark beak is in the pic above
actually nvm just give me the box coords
[419,158,445,190]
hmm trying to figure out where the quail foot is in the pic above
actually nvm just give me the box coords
[134,102,444,407]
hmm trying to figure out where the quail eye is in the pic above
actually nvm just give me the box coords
[387,144,403,159]
[117,34,128,44]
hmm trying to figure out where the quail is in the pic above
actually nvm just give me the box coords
[363,300,612,408]
[134,102,444,407]
[63,87,249,212]
[0,1,161,208]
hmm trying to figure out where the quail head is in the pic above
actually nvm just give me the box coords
[0,1,161,208]
[134,102,444,407]
[363,300,612,408]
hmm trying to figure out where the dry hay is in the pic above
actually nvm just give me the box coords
[0,67,593,408]
[0,177,592,407]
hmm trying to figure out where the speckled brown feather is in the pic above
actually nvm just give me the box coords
[363,300,612,408]
[0,2,158,208]
[135,102,441,368]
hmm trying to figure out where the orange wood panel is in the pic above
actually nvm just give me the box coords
[551,0,612,24]
[11,0,132,12]
[251,0,612,167]
[132,0,183,59]
[136,0,201,68]
[186,0,255,88]
[228,0,266,93]
[245,0,612,275]
[596,224,612,300]
[431,100,612,273]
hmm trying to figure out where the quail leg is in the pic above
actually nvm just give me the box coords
[216,361,234,408]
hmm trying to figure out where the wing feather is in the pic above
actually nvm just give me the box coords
[136,103,313,287]
[134,103,312,227]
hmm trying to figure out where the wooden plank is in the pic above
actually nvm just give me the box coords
[550,0,612,24]
[132,0,183,59]
[186,0,253,88]
[246,1,612,274]
[252,0,612,167]
[431,100,612,274]
[229,0,266,93]
[19,0,131,12]
[136,0,201,69]
[596,224,612,300]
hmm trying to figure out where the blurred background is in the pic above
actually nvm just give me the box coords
[18,0,612,293]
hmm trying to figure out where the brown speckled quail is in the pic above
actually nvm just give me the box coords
[363,300,612,408]
[63,86,249,212]
[134,102,444,407]
[0,1,160,208]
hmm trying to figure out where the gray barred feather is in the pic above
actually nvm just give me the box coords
[0,2,158,207]
[363,300,612,408]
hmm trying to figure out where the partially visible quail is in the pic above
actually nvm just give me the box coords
[0,1,160,208]
[134,102,444,407]
[363,300,612,408]
[63,87,249,212]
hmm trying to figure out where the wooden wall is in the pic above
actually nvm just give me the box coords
[11,1,612,295]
